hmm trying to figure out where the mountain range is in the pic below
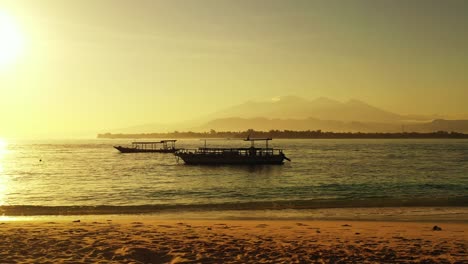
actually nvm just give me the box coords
[106,96,468,133]
[209,96,405,122]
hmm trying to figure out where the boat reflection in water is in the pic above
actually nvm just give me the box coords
[114,140,177,153]
[175,138,290,165]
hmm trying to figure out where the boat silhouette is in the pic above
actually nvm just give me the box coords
[175,138,290,165]
[114,140,178,153]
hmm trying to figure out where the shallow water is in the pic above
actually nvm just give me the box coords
[0,139,467,215]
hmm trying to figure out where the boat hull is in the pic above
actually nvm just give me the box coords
[176,153,285,165]
[114,146,177,153]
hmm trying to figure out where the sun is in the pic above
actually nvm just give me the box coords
[0,12,25,68]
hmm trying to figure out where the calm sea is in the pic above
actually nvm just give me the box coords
[0,139,467,216]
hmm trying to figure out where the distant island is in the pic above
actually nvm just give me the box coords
[98,129,468,139]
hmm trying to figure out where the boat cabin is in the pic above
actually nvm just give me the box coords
[131,140,177,150]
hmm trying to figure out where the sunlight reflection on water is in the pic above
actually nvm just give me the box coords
[0,138,8,206]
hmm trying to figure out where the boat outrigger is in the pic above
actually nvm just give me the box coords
[114,140,178,153]
[175,138,290,165]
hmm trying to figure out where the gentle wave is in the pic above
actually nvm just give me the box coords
[2,196,468,216]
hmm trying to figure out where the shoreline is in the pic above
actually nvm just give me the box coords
[2,207,468,223]
[97,131,468,139]
[1,218,466,263]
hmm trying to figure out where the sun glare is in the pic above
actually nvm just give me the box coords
[0,138,7,153]
[0,12,25,68]
[0,138,8,161]
[0,138,6,206]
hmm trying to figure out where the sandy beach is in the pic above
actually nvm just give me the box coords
[0,217,466,263]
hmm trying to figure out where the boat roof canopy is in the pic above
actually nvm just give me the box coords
[244,137,272,141]
[132,140,177,144]
[198,138,273,141]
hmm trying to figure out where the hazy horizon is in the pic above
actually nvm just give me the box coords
[1,0,468,138]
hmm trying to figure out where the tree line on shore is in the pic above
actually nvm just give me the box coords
[98,129,468,139]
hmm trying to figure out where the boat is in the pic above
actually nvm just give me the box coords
[114,140,178,153]
[175,138,290,165]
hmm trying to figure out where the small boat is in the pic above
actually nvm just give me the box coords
[114,140,178,153]
[175,138,290,165]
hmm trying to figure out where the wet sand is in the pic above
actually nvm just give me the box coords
[0,218,466,263]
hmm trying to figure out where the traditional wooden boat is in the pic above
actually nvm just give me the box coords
[114,140,177,153]
[175,138,290,165]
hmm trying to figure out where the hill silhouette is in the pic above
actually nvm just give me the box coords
[197,118,468,133]
[207,96,404,122]
[98,130,468,139]
[104,96,468,134]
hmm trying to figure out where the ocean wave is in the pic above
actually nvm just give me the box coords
[2,197,468,216]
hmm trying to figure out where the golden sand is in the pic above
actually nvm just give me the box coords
[0,219,466,263]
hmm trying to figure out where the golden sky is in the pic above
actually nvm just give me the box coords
[1,0,467,138]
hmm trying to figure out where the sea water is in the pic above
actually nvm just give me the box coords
[0,139,467,215]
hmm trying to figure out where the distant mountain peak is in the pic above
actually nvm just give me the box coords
[346,98,367,105]
[271,95,307,103]
[315,96,337,101]
[206,95,405,122]
[310,97,341,105]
